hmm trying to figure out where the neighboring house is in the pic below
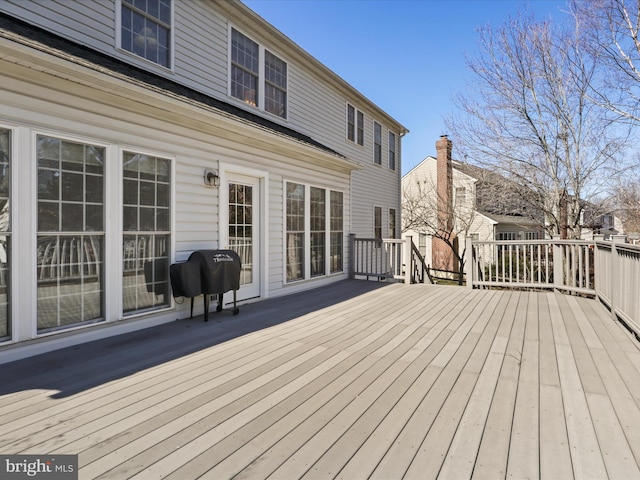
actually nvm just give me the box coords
[403,136,543,272]
[0,0,407,361]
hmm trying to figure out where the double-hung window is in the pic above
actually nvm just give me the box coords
[388,131,396,170]
[374,206,382,242]
[310,187,326,277]
[123,152,171,315]
[389,208,396,238]
[36,136,105,332]
[0,129,10,339]
[286,183,305,281]
[286,182,344,282]
[374,122,382,165]
[121,0,171,68]
[231,28,288,118]
[330,191,343,273]
[347,104,364,146]
[265,51,287,117]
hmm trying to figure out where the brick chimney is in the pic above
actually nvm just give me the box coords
[432,135,456,272]
[436,135,453,233]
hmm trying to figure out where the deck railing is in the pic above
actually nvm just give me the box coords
[466,237,595,295]
[466,234,640,336]
[594,237,640,335]
[349,235,404,281]
[349,234,432,284]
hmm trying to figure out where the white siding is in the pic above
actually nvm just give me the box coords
[1,0,116,52]
[0,0,403,240]
[0,53,351,349]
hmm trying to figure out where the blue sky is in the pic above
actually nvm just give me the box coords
[243,0,568,174]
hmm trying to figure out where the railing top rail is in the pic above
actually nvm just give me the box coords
[472,239,594,246]
[596,240,640,253]
[353,237,404,244]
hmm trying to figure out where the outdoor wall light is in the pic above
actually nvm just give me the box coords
[204,168,219,187]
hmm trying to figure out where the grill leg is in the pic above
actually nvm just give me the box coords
[203,294,209,322]
[233,289,239,315]
[217,293,223,312]
[190,297,194,318]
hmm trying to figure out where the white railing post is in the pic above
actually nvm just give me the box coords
[349,234,356,279]
[404,235,413,284]
[465,235,474,290]
[610,234,626,321]
[593,234,605,303]
[552,234,563,291]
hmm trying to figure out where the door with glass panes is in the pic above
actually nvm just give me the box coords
[225,174,260,301]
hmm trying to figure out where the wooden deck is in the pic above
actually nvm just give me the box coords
[2,280,640,479]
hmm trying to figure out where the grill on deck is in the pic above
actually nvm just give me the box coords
[170,249,241,321]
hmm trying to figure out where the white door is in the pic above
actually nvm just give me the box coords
[225,173,260,301]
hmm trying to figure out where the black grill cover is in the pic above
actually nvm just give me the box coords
[169,261,202,298]
[188,249,242,294]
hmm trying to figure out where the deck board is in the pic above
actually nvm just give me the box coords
[2,279,640,479]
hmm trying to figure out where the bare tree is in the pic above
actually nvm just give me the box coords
[572,0,640,122]
[402,168,478,284]
[447,9,631,238]
[612,177,640,234]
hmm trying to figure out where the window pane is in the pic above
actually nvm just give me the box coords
[61,172,83,202]
[86,205,103,232]
[38,203,59,231]
[38,170,59,201]
[86,175,103,203]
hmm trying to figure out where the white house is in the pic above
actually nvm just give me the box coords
[0,0,407,362]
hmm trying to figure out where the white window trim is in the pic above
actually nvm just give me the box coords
[227,25,289,119]
[115,0,175,71]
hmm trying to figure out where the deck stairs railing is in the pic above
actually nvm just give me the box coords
[349,234,432,284]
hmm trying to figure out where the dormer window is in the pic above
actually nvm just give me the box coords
[230,28,288,119]
[120,0,172,68]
